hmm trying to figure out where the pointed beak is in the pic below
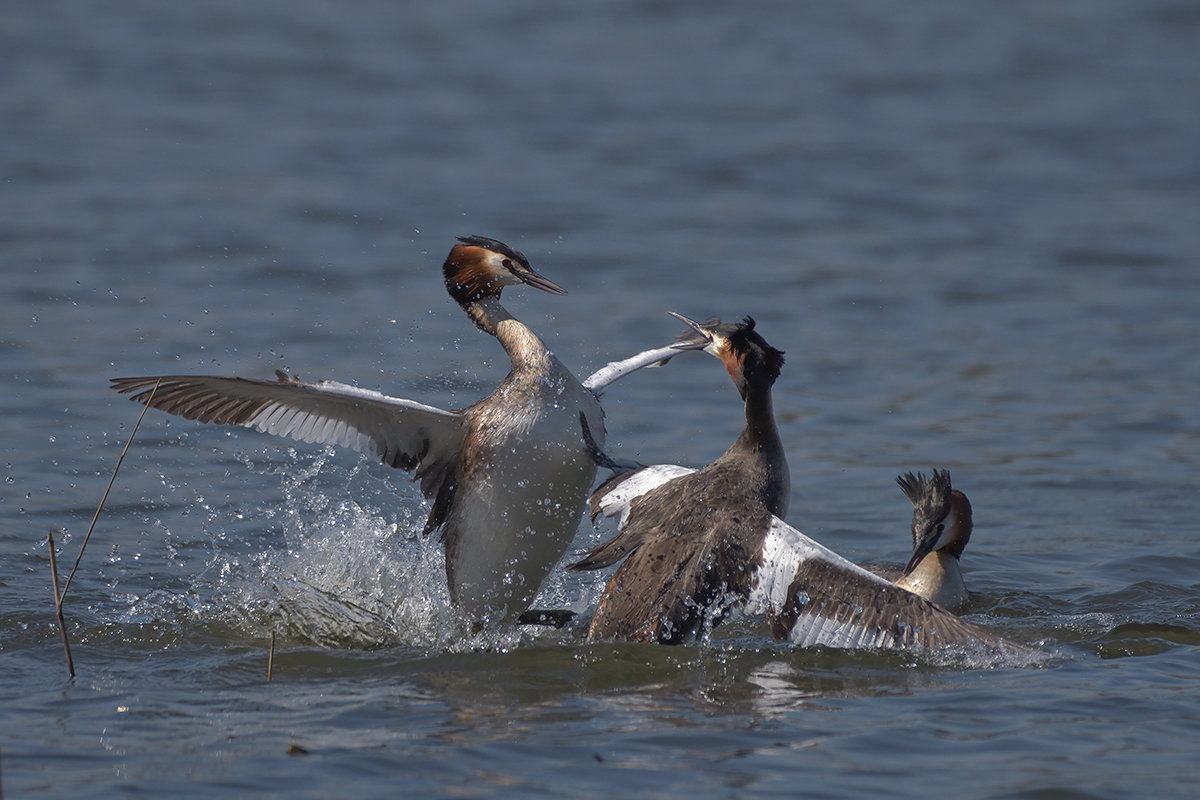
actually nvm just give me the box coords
[668,312,715,351]
[902,522,944,577]
[517,268,568,296]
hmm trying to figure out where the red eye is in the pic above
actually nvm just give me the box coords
[501,258,513,268]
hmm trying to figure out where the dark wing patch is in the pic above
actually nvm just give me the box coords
[771,556,1011,650]
[568,525,649,571]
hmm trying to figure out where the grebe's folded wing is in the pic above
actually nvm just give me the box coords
[752,516,1015,651]
[586,463,696,526]
[110,373,463,484]
[569,463,695,571]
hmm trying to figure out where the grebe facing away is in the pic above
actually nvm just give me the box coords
[571,316,1017,652]
[112,236,704,626]
[860,469,973,611]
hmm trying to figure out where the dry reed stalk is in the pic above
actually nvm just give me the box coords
[61,378,161,599]
[51,378,161,677]
[47,530,75,678]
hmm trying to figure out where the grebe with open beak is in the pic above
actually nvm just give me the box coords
[570,316,1018,652]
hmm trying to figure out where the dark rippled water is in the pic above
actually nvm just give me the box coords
[4,1,1200,797]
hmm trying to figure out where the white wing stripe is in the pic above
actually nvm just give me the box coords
[252,403,287,432]
[789,612,865,650]
[747,520,807,614]
[597,464,696,528]
[330,418,351,448]
[306,380,455,416]
[278,409,307,438]
[307,413,331,443]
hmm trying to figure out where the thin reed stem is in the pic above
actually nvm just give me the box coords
[61,379,161,600]
[47,530,75,678]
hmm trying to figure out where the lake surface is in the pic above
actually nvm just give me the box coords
[4,1,1199,797]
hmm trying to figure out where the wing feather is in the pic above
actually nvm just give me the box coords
[111,374,463,498]
[752,517,1018,651]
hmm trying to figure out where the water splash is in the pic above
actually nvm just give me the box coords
[178,447,591,653]
[104,446,1056,664]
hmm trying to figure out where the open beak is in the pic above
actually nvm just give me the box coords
[517,268,568,296]
[668,312,716,351]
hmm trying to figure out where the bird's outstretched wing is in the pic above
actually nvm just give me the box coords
[751,516,1025,653]
[576,464,1028,654]
[111,373,463,499]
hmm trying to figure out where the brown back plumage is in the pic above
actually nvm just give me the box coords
[580,462,775,643]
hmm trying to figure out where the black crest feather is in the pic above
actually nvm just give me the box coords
[731,316,785,383]
[896,469,952,513]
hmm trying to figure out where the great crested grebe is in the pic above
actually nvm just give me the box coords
[112,236,704,626]
[570,316,1016,651]
[860,469,973,611]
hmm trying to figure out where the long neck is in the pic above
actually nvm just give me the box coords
[726,378,790,517]
[943,490,973,559]
[463,294,551,373]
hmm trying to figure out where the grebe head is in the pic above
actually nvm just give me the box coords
[670,313,785,398]
[443,235,567,305]
[896,469,973,575]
